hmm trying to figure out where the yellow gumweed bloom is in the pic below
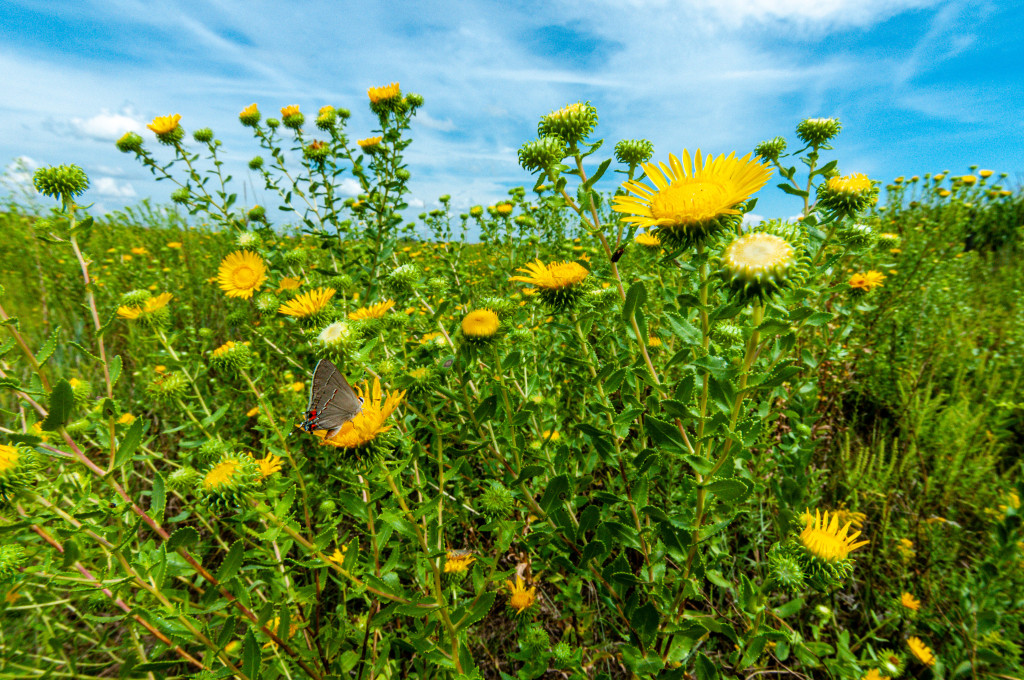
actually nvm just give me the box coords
[907,637,936,666]
[147,114,181,135]
[938,189,952,198]
[217,250,268,299]
[349,299,395,321]
[279,287,336,318]
[506,575,537,615]
[444,550,476,573]
[166,241,183,249]
[461,309,500,338]
[117,413,136,425]
[849,271,886,291]
[960,175,977,185]
[246,406,261,417]
[357,136,383,151]
[280,105,301,118]
[315,377,406,450]
[0,444,20,474]
[612,149,772,237]
[117,292,173,320]
[203,457,244,491]
[496,203,513,216]
[799,509,869,562]
[367,82,401,104]
[825,173,873,195]
[131,247,148,256]
[635,231,661,248]
[862,669,890,680]
[510,260,588,290]
[979,169,993,178]
[211,341,238,359]
[328,546,348,566]
[276,277,302,293]
[900,592,921,611]
[255,453,283,480]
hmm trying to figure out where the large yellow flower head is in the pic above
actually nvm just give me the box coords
[279,287,336,319]
[799,509,869,562]
[461,309,500,341]
[117,292,173,322]
[368,82,402,113]
[315,377,406,453]
[510,259,589,310]
[147,114,184,144]
[505,575,537,615]
[907,637,936,667]
[613,150,772,249]
[348,299,395,321]
[635,231,662,249]
[200,452,259,510]
[217,250,268,299]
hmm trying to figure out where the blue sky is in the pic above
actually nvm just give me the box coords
[1,0,1021,228]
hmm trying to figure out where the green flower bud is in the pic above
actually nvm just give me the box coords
[0,544,27,584]
[318,499,337,516]
[521,623,549,651]
[197,438,232,463]
[469,205,484,218]
[317,321,356,352]
[145,371,189,405]
[395,168,411,181]
[479,480,515,518]
[614,139,655,166]
[404,92,424,108]
[116,132,144,154]
[315,105,337,130]
[325,274,353,291]
[200,452,259,511]
[426,276,449,297]
[249,156,264,170]
[877,232,901,249]
[518,137,567,173]
[266,118,280,129]
[711,322,745,346]
[170,187,190,205]
[192,128,214,143]
[840,223,878,249]
[255,292,281,316]
[210,341,253,372]
[167,466,201,491]
[384,263,420,295]
[796,117,842,147]
[33,164,89,202]
[236,231,262,250]
[514,215,537,229]
[538,101,598,146]
[754,136,787,163]
[552,641,573,664]
[477,295,517,320]
[336,108,351,120]
[283,249,307,266]
[767,544,806,593]
[68,378,92,406]
[247,205,266,222]
[718,232,808,302]
[120,289,152,307]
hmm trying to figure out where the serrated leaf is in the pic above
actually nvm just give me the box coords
[242,629,261,680]
[35,325,61,365]
[457,591,495,631]
[777,183,809,198]
[167,527,200,551]
[621,281,647,324]
[216,540,245,582]
[704,478,751,503]
[113,418,145,467]
[109,355,122,388]
[151,472,166,517]
[41,379,74,430]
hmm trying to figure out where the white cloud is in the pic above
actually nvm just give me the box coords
[408,198,425,209]
[741,213,765,227]
[69,108,146,142]
[415,111,457,132]
[337,178,361,196]
[93,177,137,198]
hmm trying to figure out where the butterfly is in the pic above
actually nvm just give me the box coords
[295,359,363,439]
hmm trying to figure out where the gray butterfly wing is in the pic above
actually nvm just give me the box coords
[311,359,362,438]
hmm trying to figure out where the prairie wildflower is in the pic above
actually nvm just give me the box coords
[147,114,184,144]
[612,150,772,249]
[201,452,258,509]
[318,321,356,351]
[754,136,787,163]
[897,538,915,562]
[635,231,661,249]
[368,82,402,113]
[959,174,977,185]
[349,299,395,321]
[316,105,337,129]
[328,546,348,566]
[817,173,878,216]
[210,341,253,371]
[505,575,537,615]
[796,117,842,146]
[461,309,500,340]
[218,250,268,299]
[255,453,283,480]
[118,292,173,322]
[33,165,89,202]
[907,637,936,667]
[719,232,803,301]
[495,203,513,216]
[799,509,869,562]
[303,140,329,164]
[861,669,890,680]
[900,592,921,612]
[315,377,406,452]
[116,131,144,153]
[117,413,136,425]
[0,444,37,504]
[239,103,260,126]
[614,138,655,166]
[280,105,304,129]
[444,550,476,573]
[357,136,384,153]
[511,259,589,310]
[279,287,336,319]
[538,101,598,145]
[145,371,189,404]
[518,136,567,173]
[849,271,886,293]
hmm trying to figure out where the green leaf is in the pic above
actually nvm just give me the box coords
[216,540,245,582]
[694,652,718,680]
[35,325,61,365]
[67,340,102,363]
[630,601,660,647]
[581,539,608,565]
[739,634,769,669]
[113,418,145,468]
[645,416,689,456]
[41,379,74,430]
[61,537,81,568]
[621,281,647,324]
[456,591,495,631]
[242,629,261,680]
[166,527,200,551]
[151,472,166,517]
[704,478,751,503]
[109,355,122,388]
[538,474,572,514]
[777,183,809,198]
[583,158,612,191]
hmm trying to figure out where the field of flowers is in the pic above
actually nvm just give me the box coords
[1,84,1022,680]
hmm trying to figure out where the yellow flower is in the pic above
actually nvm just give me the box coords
[938,189,951,198]
[280,105,301,118]
[648,336,663,348]
[167,241,183,249]
[444,550,476,573]
[203,457,243,491]
[131,247,148,256]
[825,173,873,195]
[612,150,772,244]
[496,203,513,216]
[246,406,261,417]
[907,637,936,666]
[348,299,395,321]
[960,175,977,185]
[328,546,348,566]
[290,382,305,393]
[367,82,401,104]
[998,491,1020,513]
[978,169,993,178]
[461,309,500,339]
[541,430,560,442]
[799,509,869,562]
[510,260,588,290]
[211,341,238,359]
[255,453,283,480]
[279,287,336,318]
[862,669,890,680]
[900,592,921,611]
[217,250,268,299]
[316,378,406,450]
[276,277,302,293]
[849,271,886,291]
[0,444,20,475]
[505,575,537,615]
[147,114,181,135]
[117,413,136,425]
[357,136,383,151]
[117,292,173,320]
[635,232,661,248]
